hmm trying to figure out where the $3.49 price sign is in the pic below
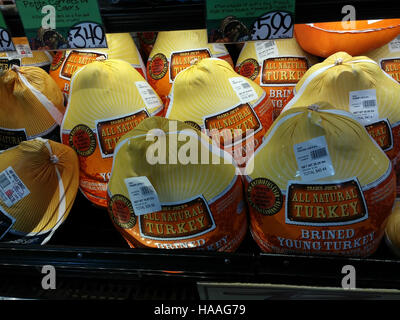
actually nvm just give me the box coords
[68,22,106,49]
[16,0,107,50]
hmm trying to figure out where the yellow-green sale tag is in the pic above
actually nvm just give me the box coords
[16,0,107,50]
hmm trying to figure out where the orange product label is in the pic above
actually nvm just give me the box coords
[247,168,396,257]
[202,96,272,167]
[139,196,216,240]
[380,58,400,83]
[261,57,308,85]
[286,179,367,225]
[236,58,260,81]
[95,110,150,158]
[108,176,247,252]
[60,51,107,80]
[365,119,393,151]
[203,103,262,147]
[170,49,211,81]
[265,86,295,120]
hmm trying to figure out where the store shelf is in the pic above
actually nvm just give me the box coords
[2,0,400,37]
[0,193,399,300]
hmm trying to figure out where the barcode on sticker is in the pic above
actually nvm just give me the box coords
[362,100,376,108]
[310,148,328,160]
[140,186,153,196]
[294,136,335,181]
[135,81,162,111]
[124,176,161,216]
[255,40,279,61]
[228,77,259,103]
[349,89,379,124]
[0,167,30,207]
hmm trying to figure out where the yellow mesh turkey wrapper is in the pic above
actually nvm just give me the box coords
[61,59,163,208]
[283,51,400,195]
[0,66,64,150]
[0,138,79,244]
[244,105,396,257]
[107,117,247,251]
[146,29,234,105]
[166,58,273,166]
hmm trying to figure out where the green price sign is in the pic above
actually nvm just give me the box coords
[0,11,15,52]
[206,0,295,43]
[16,0,107,50]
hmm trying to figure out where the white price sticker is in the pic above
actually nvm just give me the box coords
[229,77,259,103]
[68,22,107,49]
[135,81,162,111]
[389,35,400,53]
[124,176,161,216]
[251,11,294,40]
[6,43,32,59]
[255,40,279,61]
[349,89,379,124]
[0,167,30,207]
[294,136,335,181]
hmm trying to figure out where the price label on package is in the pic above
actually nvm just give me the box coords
[124,176,161,216]
[294,136,335,182]
[229,77,259,103]
[16,0,107,50]
[349,89,379,124]
[0,11,15,52]
[206,0,295,43]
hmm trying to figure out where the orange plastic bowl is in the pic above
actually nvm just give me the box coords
[295,19,400,57]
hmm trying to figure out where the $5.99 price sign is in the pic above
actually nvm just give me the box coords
[0,11,15,52]
[16,0,107,50]
[206,0,295,43]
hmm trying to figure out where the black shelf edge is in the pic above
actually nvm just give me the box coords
[2,0,400,37]
[0,243,400,291]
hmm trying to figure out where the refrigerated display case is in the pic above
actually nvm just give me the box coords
[1,0,400,301]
